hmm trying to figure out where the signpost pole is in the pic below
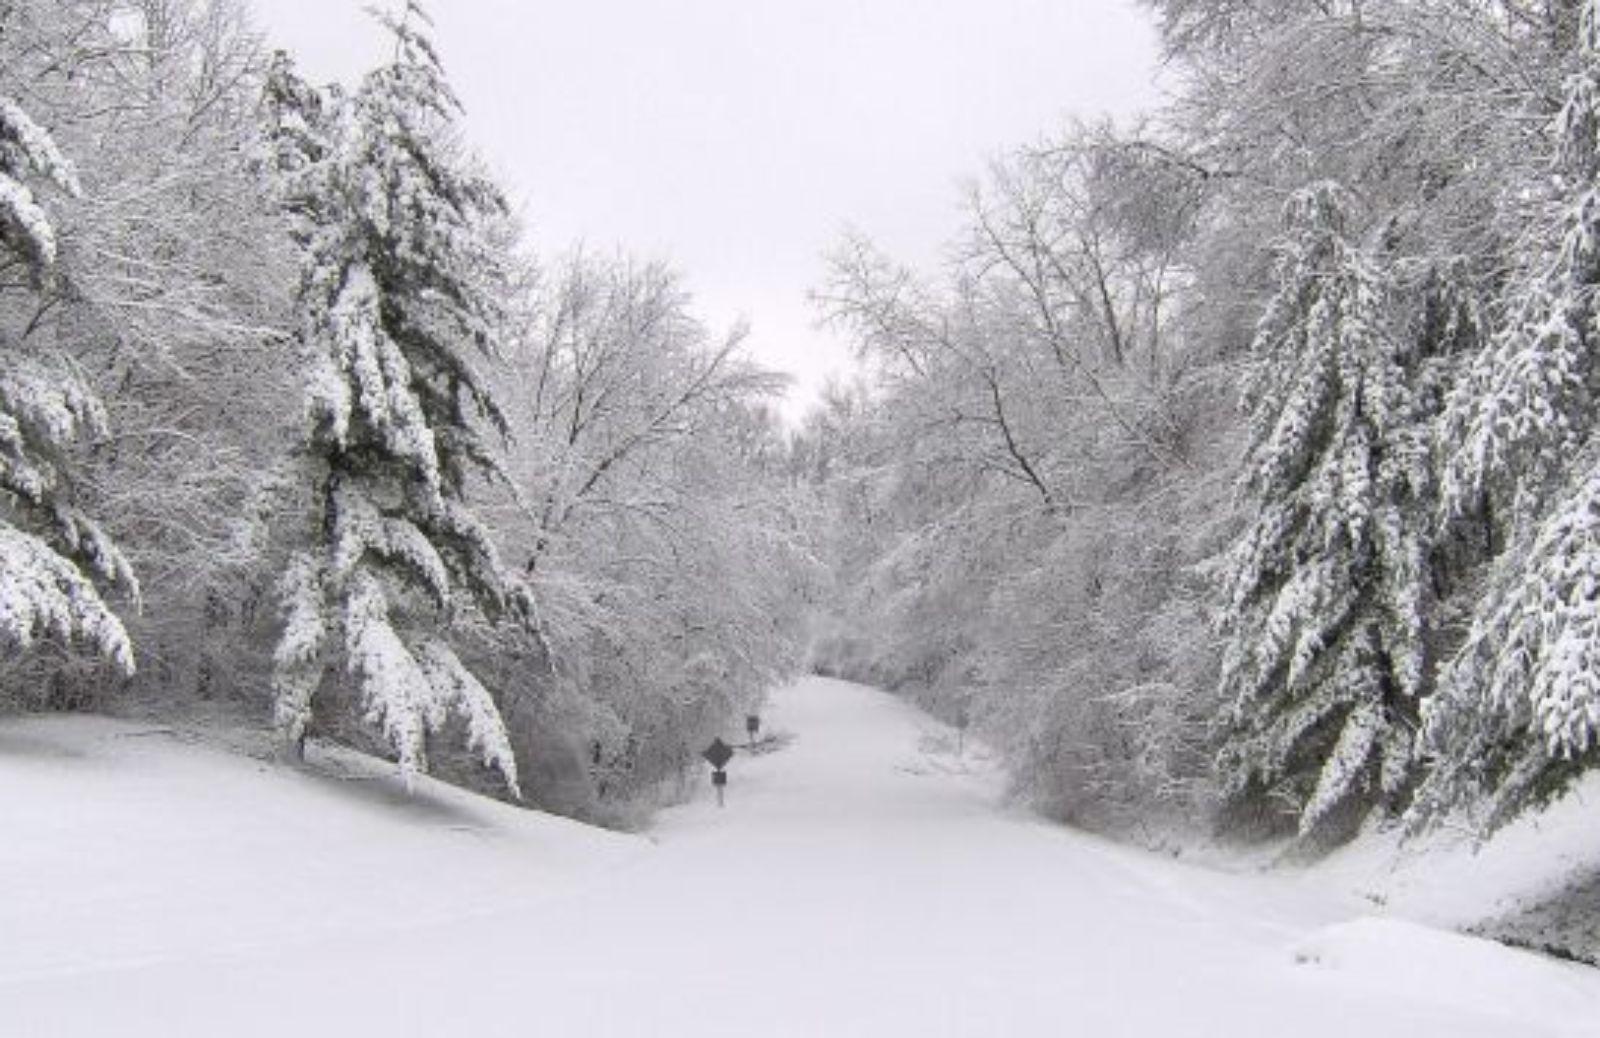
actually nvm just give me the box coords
[702,738,734,808]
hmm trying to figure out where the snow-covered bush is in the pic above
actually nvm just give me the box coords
[497,252,816,811]
[808,128,1232,837]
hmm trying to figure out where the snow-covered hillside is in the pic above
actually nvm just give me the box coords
[3,678,1597,1037]
[0,714,638,986]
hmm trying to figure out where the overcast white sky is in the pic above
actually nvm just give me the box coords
[251,0,1162,418]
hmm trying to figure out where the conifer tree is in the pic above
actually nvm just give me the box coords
[1214,182,1431,841]
[265,5,525,792]
[1417,3,1600,828]
[0,82,137,674]
[1440,7,1600,533]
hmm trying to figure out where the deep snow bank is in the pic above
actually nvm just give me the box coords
[1293,769,1600,967]
[0,714,638,984]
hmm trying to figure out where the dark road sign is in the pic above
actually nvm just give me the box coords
[712,769,728,787]
[746,714,761,736]
[702,738,734,770]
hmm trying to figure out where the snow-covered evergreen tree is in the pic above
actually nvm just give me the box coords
[1213,182,1431,842]
[0,84,137,675]
[1417,2,1600,828]
[1440,4,1600,532]
[265,6,526,792]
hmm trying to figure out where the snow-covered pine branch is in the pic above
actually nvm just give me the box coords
[0,525,131,672]
[1416,462,1600,829]
[0,94,81,270]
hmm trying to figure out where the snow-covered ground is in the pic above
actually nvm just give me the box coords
[3,677,1598,1036]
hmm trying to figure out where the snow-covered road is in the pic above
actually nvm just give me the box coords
[3,677,1598,1036]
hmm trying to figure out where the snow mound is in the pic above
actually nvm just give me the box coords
[0,714,638,985]
[1294,917,1600,1037]
[1299,770,1600,966]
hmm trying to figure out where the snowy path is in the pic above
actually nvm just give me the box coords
[3,677,1598,1036]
